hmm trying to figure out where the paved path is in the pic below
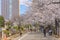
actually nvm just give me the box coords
[19,32,60,40]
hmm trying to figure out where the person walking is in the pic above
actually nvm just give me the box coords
[43,28,46,37]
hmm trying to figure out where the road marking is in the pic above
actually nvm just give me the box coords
[18,32,30,40]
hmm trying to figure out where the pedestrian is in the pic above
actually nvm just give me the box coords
[43,28,46,37]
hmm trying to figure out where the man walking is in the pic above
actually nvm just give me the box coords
[43,28,46,37]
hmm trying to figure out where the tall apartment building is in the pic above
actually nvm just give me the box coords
[1,0,20,20]
[1,0,10,19]
[12,0,20,21]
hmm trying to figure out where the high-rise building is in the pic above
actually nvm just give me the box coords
[1,0,10,19]
[1,0,20,20]
[11,0,20,21]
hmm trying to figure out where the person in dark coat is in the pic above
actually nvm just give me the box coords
[43,28,46,37]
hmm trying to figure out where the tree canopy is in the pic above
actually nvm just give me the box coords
[0,16,4,27]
